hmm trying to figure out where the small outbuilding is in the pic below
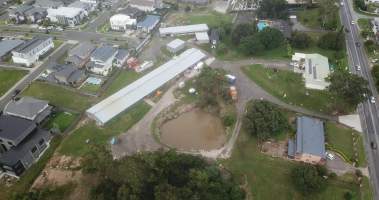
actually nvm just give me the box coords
[195,32,209,44]
[166,39,185,54]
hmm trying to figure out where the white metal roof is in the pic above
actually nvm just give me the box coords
[159,24,209,35]
[47,7,84,18]
[110,14,136,26]
[167,39,185,49]
[86,48,207,125]
[195,32,209,41]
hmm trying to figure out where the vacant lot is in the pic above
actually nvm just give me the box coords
[102,70,142,98]
[326,122,367,167]
[58,102,151,157]
[166,10,232,27]
[23,82,93,111]
[242,64,352,114]
[44,111,79,133]
[0,69,27,96]
[223,129,371,200]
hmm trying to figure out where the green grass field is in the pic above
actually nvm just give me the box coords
[58,102,151,157]
[23,82,93,111]
[44,111,79,133]
[297,8,322,29]
[242,64,352,114]
[326,122,367,167]
[358,18,372,31]
[80,83,101,94]
[223,129,371,200]
[0,69,27,96]
[102,70,142,98]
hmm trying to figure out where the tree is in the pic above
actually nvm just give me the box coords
[231,23,256,45]
[258,27,285,50]
[239,35,264,55]
[318,0,339,30]
[327,71,371,109]
[372,65,379,89]
[318,31,345,51]
[243,100,290,141]
[258,0,289,19]
[291,164,328,195]
[81,144,113,175]
[364,40,376,53]
[354,0,367,11]
[290,31,312,49]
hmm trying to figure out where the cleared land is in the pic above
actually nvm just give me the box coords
[58,102,151,157]
[242,64,352,114]
[0,69,27,96]
[44,111,79,133]
[326,122,367,167]
[102,70,142,98]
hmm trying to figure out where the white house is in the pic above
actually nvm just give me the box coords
[12,36,54,67]
[291,53,330,90]
[47,7,87,27]
[110,14,136,31]
[80,0,98,5]
[87,45,117,76]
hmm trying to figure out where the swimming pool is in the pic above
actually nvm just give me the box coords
[257,21,269,31]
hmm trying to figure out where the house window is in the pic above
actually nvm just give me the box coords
[7,141,13,146]
[38,139,45,146]
[31,146,37,154]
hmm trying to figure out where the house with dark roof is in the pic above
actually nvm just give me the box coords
[8,5,47,24]
[114,49,129,67]
[4,96,52,124]
[136,15,160,33]
[288,116,326,164]
[0,39,24,60]
[11,36,54,67]
[65,42,95,68]
[33,0,63,9]
[54,65,87,86]
[87,45,117,76]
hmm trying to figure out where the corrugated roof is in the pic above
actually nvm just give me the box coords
[137,15,160,28]
[159,24,209,35]
[195,32,209,41]
[87,48,206,124]
[167,39,185,49]
[295,116,325,158]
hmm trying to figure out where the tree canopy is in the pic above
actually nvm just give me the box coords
[243,100,290,141]
[239,27,285,55]
[318,31,345,51]
[327,70,371,109]
[291,164,328,195]
[231,23,256,45]
[290,31,312,49]
[81,149,245,200]
[258,0,289,19]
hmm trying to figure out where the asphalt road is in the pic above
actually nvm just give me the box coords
[341,0,379,199]
[0,43,72,110]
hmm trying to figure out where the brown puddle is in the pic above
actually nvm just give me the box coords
[160,109,226,151]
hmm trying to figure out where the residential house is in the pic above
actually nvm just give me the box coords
[24,7,47,23]
[4,96,52,124]
[65,42,96,68]
[47,7,87,27]
[12,36,54,67]
[0,115,52,176]
[114,49,129,67]
[291,53,330,90]
[288,116,326,165]
[80,0,98,5]
[118,6,145,21]
[110,14,137,31]
[0,39,24,61]
[128,0,162,12]
[68,1,95,13]
[8,5,46,24]
[177,0,209,5]
[136,15,160,33]
[53,65,87,86]
[87,45,118,76]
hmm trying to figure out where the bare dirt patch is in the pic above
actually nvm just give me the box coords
[261,140,288,158]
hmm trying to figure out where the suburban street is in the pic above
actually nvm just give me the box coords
[341,0,379,198]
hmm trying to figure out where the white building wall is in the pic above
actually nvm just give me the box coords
[12,39,54,67]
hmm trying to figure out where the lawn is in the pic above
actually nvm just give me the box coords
[297,8,322,29]
[44,111,79,133]
[326,122,367,167]
[358,18,372,31]
[168,10,232,28]
[0,69,27,96]
[102,69,142,97]
[242,64,352,114]
[58,102,151,157]
[22,82,93,111]
[223,129,371,200]
[80,82,102,94]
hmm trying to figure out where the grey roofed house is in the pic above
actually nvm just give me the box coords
[9,5,33,15]
[118,6,145,20]
[292,116,326,158]
[136,15,160,32]
[13,36,53,54]
[54,64,86,85]
[0,39,24,58]
[91,45,117,62]
[115,49,129,61]
[65,55,82,66]
[0,129,52,176]
[0,115,37,146]
[68,42,96,60]
[4,96,51,123]
[67,1,92,11]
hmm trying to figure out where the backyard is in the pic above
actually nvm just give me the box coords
[58,102,151,157]
[0,69,27,96]
[22,82,93,111]
[43,111,79,133]
[223,129,372,200]
[242,64,352,114]
[326,122,367,167]
[101,69,142,98]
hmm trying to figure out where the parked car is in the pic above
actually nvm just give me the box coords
[371,141,377,149]
[351,21,355,25]
[326,152,335,160]
[356,65,361,71]
[371,96,376,104]
[355,42,361,47]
